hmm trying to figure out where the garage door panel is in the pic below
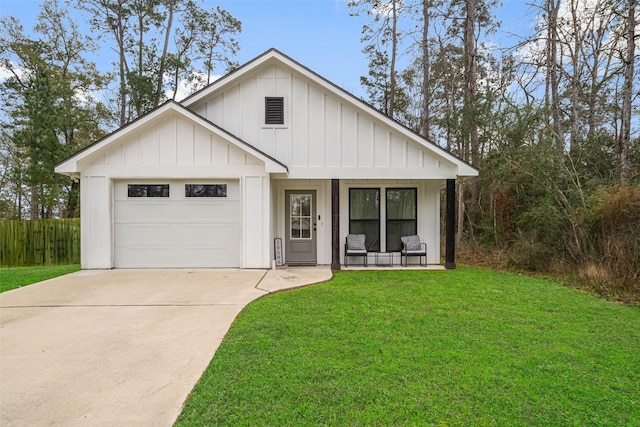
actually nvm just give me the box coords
[114,180,241,268]
[181,202,237,219]
[180,224,238,240]
[115,202,173,222]
[116,224,176,242]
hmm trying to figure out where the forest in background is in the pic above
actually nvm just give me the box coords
[0,0,638,299]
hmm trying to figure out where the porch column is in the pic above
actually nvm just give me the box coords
[445,179,456,269]
[331,179,341,270]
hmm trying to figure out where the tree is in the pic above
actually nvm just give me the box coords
[75,0,241,125]
[0,1,107,218]
[349,0,404,119]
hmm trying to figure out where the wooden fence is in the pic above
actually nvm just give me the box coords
[0,219,80,267]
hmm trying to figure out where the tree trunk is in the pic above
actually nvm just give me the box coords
[30,185,38,220]
[569,0,581,154]
[618,0,635,182]
[66,180,80,218]
[464,0,480,234]
[388,0,398,119]
[154,0,174,107]
[420,0,431,139]
[547,0,563,153]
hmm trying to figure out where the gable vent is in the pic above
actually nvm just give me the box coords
[265,97,284,125]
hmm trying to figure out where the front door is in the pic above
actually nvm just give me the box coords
[285,190,317,265]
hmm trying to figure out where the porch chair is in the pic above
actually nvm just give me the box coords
[400,235,427,267]
[344,234,368,267]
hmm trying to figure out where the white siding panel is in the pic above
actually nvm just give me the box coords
[83,176,112,269]
[177,118,194,164]
[341,107,358,167]
[225,85,241,135]
[325,96,341,167]
[358,115,374,167]
[105,144,123,165]
[308,88,324,167]
[228,144,246,165]
[243,176,266,268]
[194,126,211,165]
[390,135,407,167]
[259,127,276,158]
[158,117,177,165]
[211,136,229,165]
[140,125,159,165]
[242,77,258,143]
[374,124,389,167]
[209,95,223,124]
[123,137,140,165]
[292,78,309,167]
[407,142,423,168]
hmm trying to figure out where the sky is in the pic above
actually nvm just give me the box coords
[0,0,534,99]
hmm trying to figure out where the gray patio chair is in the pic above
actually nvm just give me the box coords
[400,235,427,267]
[344,234,368,267]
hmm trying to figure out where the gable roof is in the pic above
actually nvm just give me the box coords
[183,48,478,177]
[55,100,288,176]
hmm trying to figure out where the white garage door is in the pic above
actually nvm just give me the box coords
[114,180,240,268]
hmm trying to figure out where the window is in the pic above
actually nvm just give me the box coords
[386,188,417,252]
[349,188,380,252]
[265,97,284,125]
[185,184,227,198]
[290,193,312,239]
[128,184,169,198]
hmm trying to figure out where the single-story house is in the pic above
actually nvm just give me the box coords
[55,48,478,270]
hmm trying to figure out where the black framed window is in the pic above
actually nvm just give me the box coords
[349,188,380,252]
[265,97,284,125]
[185,184,227,198]
[127,184,169,198]
[386,188,417,252]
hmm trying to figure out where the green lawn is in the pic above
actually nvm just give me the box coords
[0,264,81,293]
[176,267,640,427]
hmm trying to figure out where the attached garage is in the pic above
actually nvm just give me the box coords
[114,180,240,268]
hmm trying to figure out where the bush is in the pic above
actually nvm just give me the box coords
[586,185,640,299]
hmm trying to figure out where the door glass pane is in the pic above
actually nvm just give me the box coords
[290,194,312,240]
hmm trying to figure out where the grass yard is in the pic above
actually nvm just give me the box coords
[176,267,640,427]
[0,264,81,293]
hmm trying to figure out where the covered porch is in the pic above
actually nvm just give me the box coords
[272,178,458,270]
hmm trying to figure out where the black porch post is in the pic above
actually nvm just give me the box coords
[331,179,341,270]
[445,179,456,269]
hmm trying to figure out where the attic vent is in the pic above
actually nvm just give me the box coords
[265,97,284,125]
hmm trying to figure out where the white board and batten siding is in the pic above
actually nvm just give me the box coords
[77,111,271,269]
[189,63,460,180]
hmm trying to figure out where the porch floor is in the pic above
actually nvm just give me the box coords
[340,264,446,271]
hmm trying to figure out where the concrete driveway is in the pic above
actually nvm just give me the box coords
[0,267,331,426]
